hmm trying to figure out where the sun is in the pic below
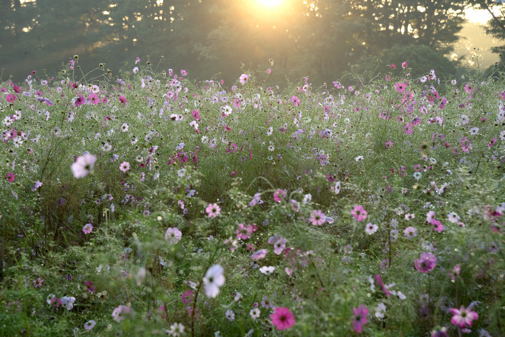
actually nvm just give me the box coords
[257,0,284,7]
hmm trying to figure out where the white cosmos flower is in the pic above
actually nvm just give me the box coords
[332,181,341,194]
[203,264,225,298]
[259,266,275,275]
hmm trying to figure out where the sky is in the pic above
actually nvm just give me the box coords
[455,7,502,68]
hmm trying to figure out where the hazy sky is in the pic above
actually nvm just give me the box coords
[455,7,502,68]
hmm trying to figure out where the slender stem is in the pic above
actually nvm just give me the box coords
[191,246,220,337]
[387,220,392,268]
[190,279,203,337]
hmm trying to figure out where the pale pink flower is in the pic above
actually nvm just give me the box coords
[205,203,221,218]
[71,153,97,178]
[82,223,93,234]
[119,161,130,173]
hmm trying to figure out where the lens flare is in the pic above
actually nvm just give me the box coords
[257,0,284,7]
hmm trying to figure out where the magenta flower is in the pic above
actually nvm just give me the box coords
[352,304,368,333]
[205,203,221,218]
[181,290,193,305]
[270,307,296,330]
[309,210,326,226]
[191,109,201,120]
[5,172,16,183]
[273,189,287,203]
[119,95,128,104]
[414,252,437,273]
[5,93,17,103]
[449,305,478,328]
[351,205,368,222]
[290,95,301,107]
[374,274,391,297]
[73,95,85,107]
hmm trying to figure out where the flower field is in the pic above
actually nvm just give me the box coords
[0,61,504,337]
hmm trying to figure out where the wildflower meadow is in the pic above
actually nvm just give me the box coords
[0,59,504,337]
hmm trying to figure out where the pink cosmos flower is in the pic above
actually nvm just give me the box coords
[5,94,17,103]
[119,161,130,173]
[181,290,193,305]
[270,307,296,330]
[239,74,249,85]
[351,205,368,222]
[191,109,201,120]
[401,61,409,69]
[119,95,128,104]
[82,223,93,234]
[414,252,437,273]
[449,305,478,328]
[71,153,97,178]
[290,95,301,107]
[112,305,132,322]
[5,172,16,183]
[205,203,221,218]
[309,210,326,226]
[250,249,268,261]
[352,304,368,333]
[394,82,408,93]
[73,95,85,107]
[273,189,287,203]
[463,83,474,95]
[430,218,444,232]
[235,223,257,240]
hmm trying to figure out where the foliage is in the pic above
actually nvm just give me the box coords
[0,60,504,337]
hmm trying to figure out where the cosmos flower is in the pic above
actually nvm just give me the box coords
[270,307,296,330]
[365,223,378,235]
[82,223,94,234]
[351,205,368,222]
[250,308,261,320]
[250,249,268,261]
[164,227,182,244]
[203,264,225,298]
[309,210,326,226]
[112,305,132,322]
[205,203,221,218]
[119,161,130,173]
[449,305,478,328]
[273,189,287,203]
[71,153,97,178]
[414,252,437,273]
[239,74,249,85]
[84,320,96,331]
[5,172,16,183]
[352,305,368,333]
[259,266,275,275]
